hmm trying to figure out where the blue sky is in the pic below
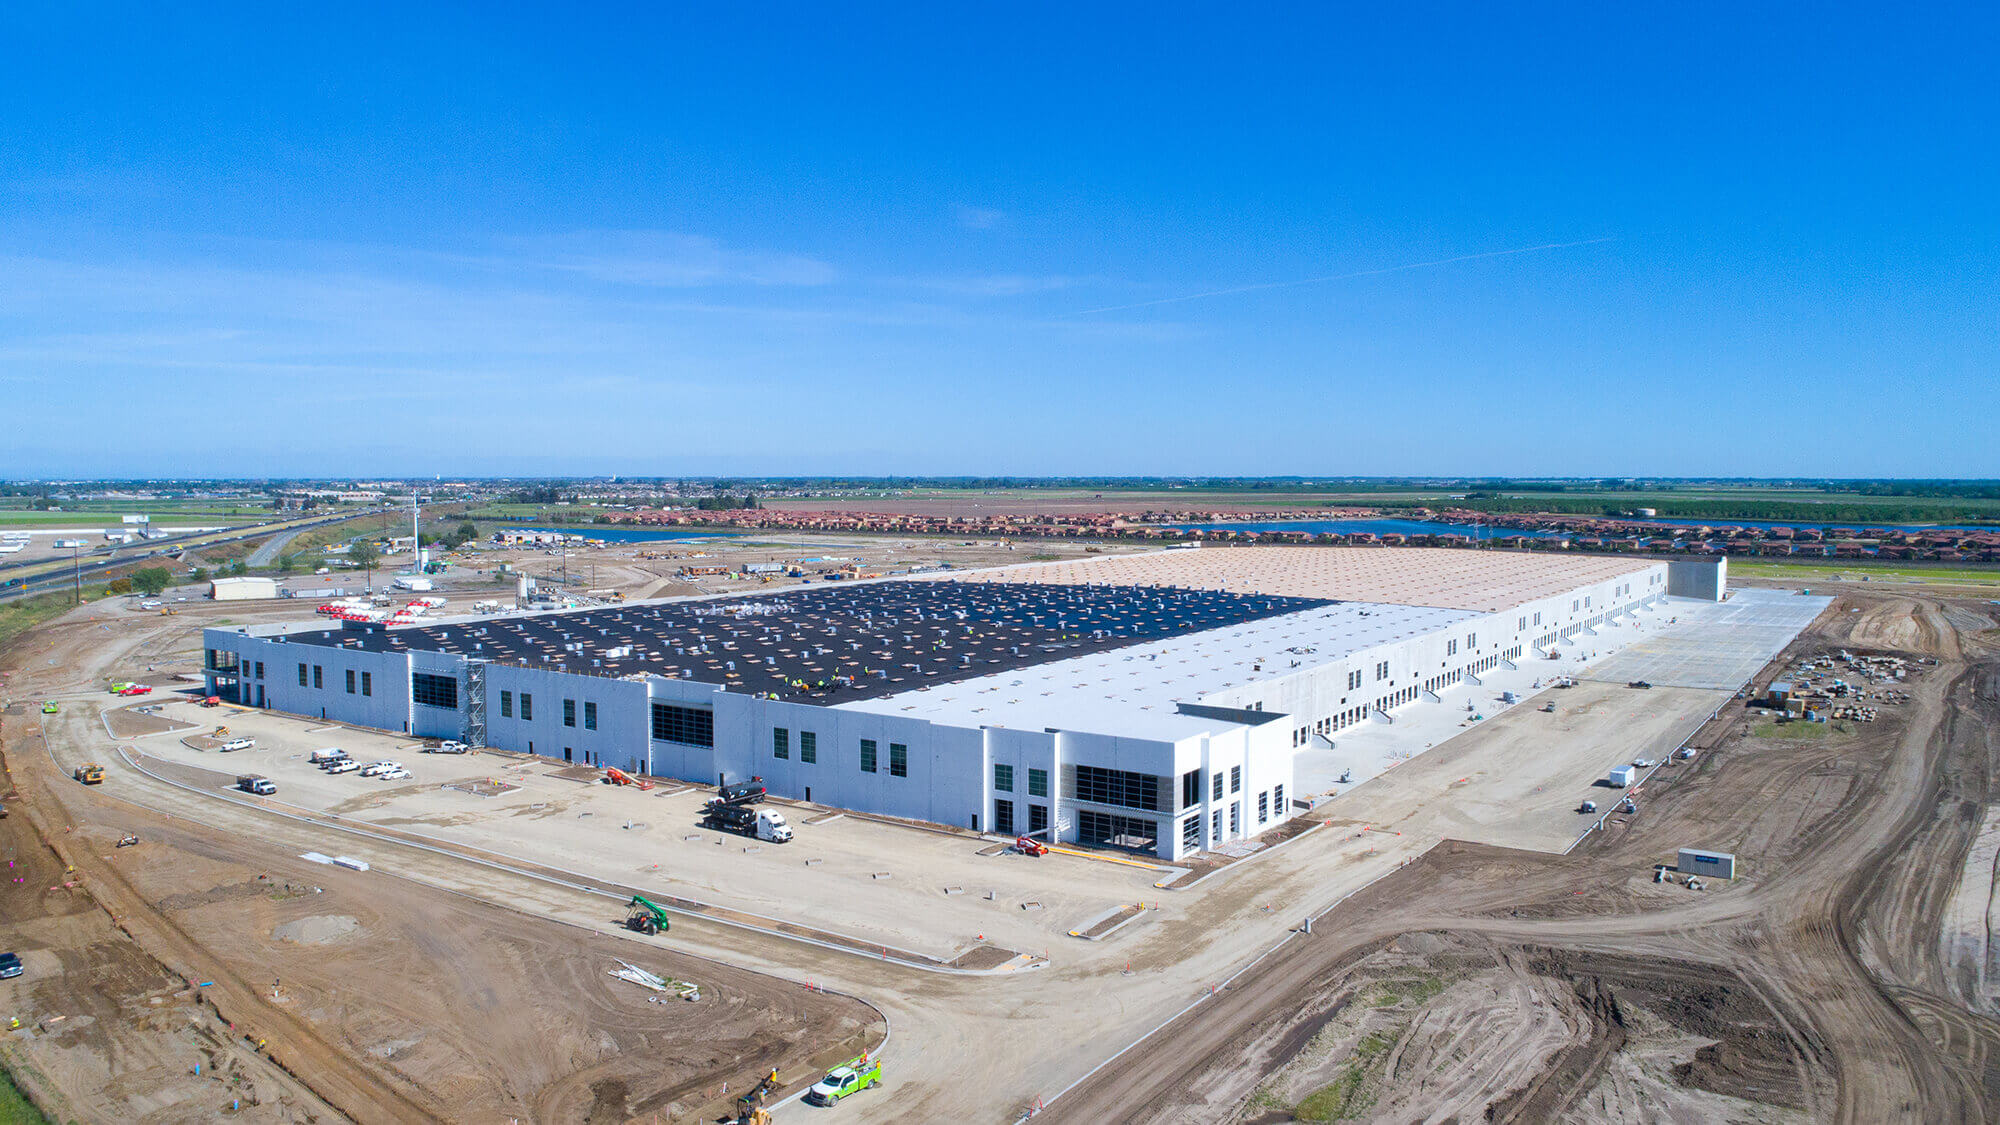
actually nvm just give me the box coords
[3,4,1993,478]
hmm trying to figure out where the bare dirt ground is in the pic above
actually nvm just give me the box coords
[11,563,1998,1124]
[0,768,343,1123]
[477,532,1148,603]
[1042,592,2000,1124]
[1,601,882,1123]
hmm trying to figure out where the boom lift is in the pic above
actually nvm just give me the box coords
[604,766,653,790]
[626,894,671,935]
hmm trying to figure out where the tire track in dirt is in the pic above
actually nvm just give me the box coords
[1043,594,2000,1125]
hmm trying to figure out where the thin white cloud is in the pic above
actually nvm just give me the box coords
[1055,238,1618,317]
[497,230,839,288]
[957,206,1005,230]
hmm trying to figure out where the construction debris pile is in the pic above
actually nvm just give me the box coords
[1769,650,1922,721]
[607,959,700,1002]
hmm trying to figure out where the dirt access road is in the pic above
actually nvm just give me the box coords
[1044,593,2000,1124]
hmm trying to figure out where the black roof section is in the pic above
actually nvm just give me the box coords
[287,579,1334,704]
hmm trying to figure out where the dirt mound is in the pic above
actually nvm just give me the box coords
[273,914,359,944]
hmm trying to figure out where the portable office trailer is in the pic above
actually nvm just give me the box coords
[1677,847,1736,879]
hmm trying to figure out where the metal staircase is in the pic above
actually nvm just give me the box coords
[462,659,488,748]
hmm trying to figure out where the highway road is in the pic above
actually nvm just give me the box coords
[0,510,383,601]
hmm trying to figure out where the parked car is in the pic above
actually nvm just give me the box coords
[221,737,255,752]
[139,600,162,609]
[325,759,360,774]
[0,952,21,979]
[378,767,411,780]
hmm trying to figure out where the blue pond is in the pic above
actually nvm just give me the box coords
[516,526,743,544]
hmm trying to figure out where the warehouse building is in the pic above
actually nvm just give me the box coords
[209,576,280,601]
[203,548,1679,860]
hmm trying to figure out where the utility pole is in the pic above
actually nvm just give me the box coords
[72,542,82,605]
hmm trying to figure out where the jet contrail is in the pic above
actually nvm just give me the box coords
[1055,236,1616,317]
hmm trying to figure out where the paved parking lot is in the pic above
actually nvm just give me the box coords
[1584,589,1833,690]
[123,700,1160,961]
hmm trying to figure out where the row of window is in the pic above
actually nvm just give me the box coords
[1172,781,1292,854]
[857,739,910,777]
[411,672,457,710]
[496,690,596,729]
[772,727,818,763]
[1072,765,1161,812]
[992,798,1048,836]
[772,729,912,776]
[651,702,715,747]
[996,763,1049,797]
[295,662,373,697]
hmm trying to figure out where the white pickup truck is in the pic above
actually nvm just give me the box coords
[221,737,255,752]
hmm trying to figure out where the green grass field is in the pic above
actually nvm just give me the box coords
[771,484,2000,523]
[0,1063,50,1125]
[1730,560,2000,588]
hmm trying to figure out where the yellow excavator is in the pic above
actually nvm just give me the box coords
[732,1069,779,1124]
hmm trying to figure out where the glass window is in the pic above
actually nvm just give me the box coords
[800,731,816,764]
[993,798,1014,835]
[1028,768,1048,798]
[994,763,1014,792]
[1071,766,1161,812]
[521,693,532,721]
[1028,803,1048,834]
[412,672,458,710]
[345,669,356,694]
[584,701,596,730]
[648,703,713,746]
[1212,809,1222,840]
[889,743,908,778]
[563,699,576,727]
[298,662,307,687]
[361,671,371,697]
[860,739,877,773]
[255,661,264,679]
[1230,765,1241,794]
[1230,802,1239,832]
[313,665,323,689]
[1275,784,1285,811]
[1213,772,1224,800]
[1076,809,1159,853]
[1258,791,1270,824]
[500,690,513,718]
[773,727,790,759]
[1182,816,1201,850]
